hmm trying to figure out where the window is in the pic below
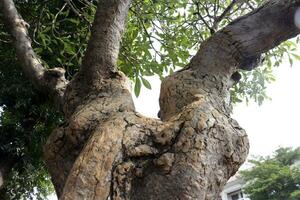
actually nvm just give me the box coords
[231,194,239,200]
[227,189,244,200]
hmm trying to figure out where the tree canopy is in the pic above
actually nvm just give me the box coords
[241,147,300,200]
[0,0,299,199]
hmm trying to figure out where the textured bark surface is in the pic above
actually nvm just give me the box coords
[0,0,68,108]
[2,0,300,199]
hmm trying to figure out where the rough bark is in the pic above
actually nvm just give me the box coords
[80,0,131,81]
[0,0,68,109]
[44,0,135,196]
[2,0,300,199]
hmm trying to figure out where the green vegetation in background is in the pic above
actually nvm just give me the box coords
[241,147,300,200]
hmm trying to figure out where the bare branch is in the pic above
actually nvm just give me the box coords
[193,1,215,34]
[64,0,90,22]
[79,0,131,83]
[65,0,82,17]
[0,0,68,109]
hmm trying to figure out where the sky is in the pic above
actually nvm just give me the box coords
[233,64,300,158]
[133,60,300,159]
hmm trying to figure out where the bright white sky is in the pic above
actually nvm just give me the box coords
[233,64,300,158]
[133,60,300,159]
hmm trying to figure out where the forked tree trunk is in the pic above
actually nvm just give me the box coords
[46,62,249,200]
[1,0,300,199]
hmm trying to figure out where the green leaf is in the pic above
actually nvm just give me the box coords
[66,18,80,25]
[64,42,75,55]
[134,77,141,97]
[141,77,151,89]
[291,53,300,61]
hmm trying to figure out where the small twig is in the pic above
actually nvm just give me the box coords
[51,3,67,39]
[33,4,46,45]
[129,7,162,59]
[193,1,215,34]
[246,1,255,10]
[213,0,238,30]
[64,0,90,23]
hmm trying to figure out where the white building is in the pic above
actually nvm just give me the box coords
[220,175,250,200]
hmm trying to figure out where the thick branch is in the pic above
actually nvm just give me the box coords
[80,0,131,82]
[227,0,300,65]
[191,0,300,72]
[160,0,300,121]
[0,0,68,109]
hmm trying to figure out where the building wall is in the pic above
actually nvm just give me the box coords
[220,176,250,200]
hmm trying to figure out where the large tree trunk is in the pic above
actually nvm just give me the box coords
[1,0,300,199]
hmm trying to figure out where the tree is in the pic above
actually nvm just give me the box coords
[0,0,300,199]
[241,147,300,200]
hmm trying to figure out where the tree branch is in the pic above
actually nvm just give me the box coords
[190,0,300,72]
[212,0,238,30]
[0,0,68,109]
[79,0,131,83]
[194,1,215,34]
[160,0,300,120]
[64,0,90,22]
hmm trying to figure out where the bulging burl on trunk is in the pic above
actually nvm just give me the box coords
[47,62,249,199]
[45,8,251,199]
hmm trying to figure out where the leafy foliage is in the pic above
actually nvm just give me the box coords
[0,39,61,199]
[241,147,300,200]
[0,0,299,198]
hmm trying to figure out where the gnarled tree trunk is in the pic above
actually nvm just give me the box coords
[1,0,300,199]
